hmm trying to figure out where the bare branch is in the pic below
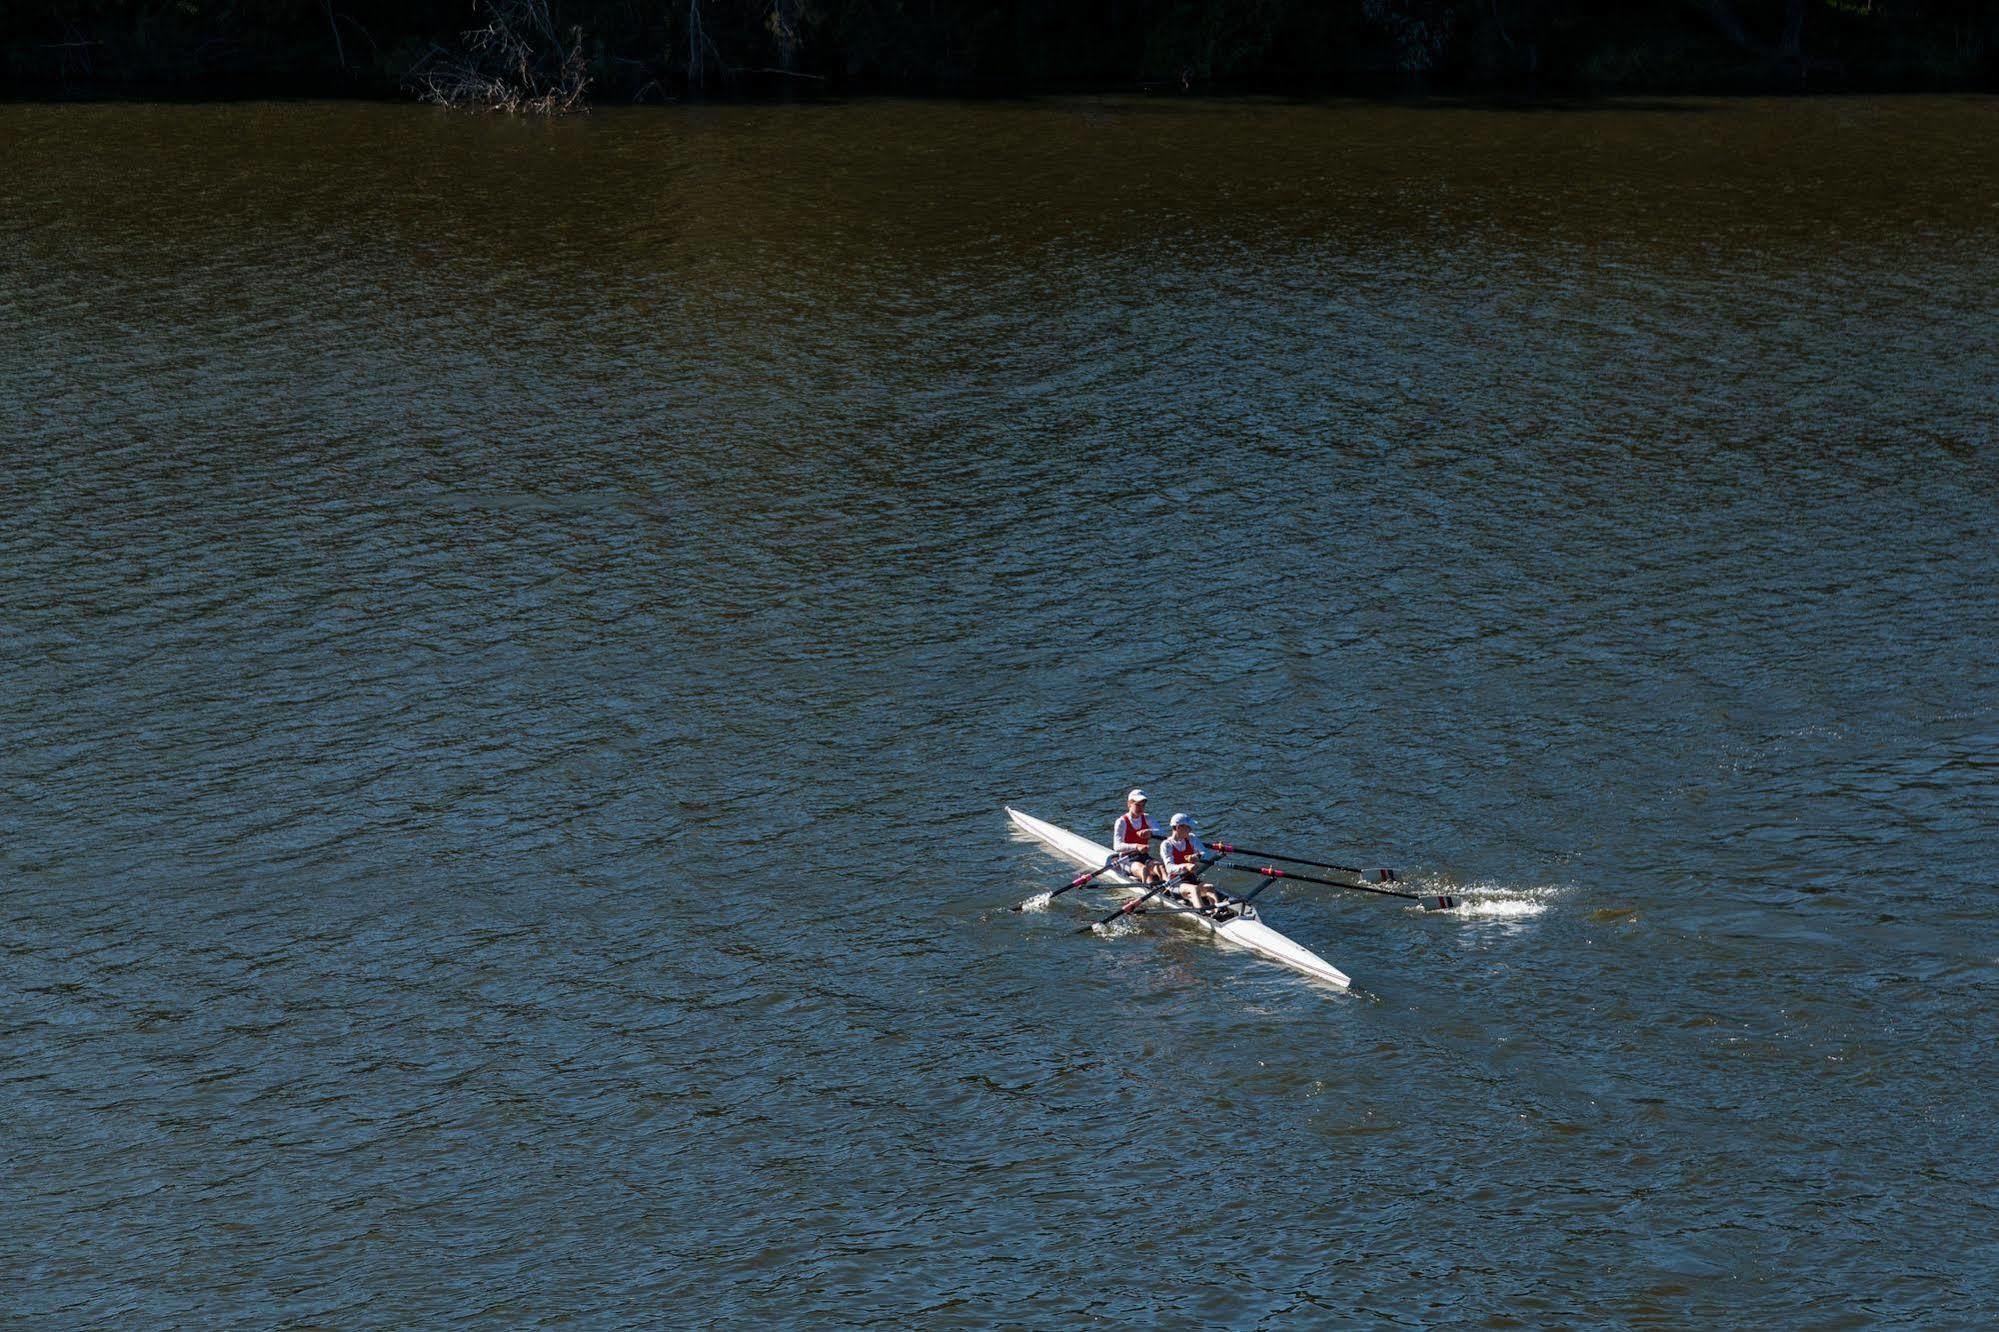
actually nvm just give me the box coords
[403,0,590,113]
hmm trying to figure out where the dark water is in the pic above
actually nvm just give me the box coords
[4,96,1997,1325]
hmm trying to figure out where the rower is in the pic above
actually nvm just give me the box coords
[1112,788,1165,886]
[1160,813,1222,912]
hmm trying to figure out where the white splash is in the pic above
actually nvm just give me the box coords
[1018,891,1054,913]
[1431,879,1560,920]
[1454,895,1549,920]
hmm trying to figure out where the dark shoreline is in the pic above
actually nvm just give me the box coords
[7,2,1994,108]
[8,71,1996,106]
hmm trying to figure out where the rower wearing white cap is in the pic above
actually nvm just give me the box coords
[1160,813,1221,912]
[1112,789,1165,886]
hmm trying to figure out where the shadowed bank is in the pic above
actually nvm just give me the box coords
[6,0,1997,103]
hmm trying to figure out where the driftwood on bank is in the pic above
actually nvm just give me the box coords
[405,0,588,113]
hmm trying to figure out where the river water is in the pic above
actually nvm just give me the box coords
[4,95,1997,1325]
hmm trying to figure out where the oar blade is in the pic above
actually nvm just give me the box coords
[1423,893,1456,911]
[1375,869,1398,884]
[1080,899,1143,933]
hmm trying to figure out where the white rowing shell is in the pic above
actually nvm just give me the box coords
[1007,806,1352,990]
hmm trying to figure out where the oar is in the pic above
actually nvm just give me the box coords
[1079,871,1189,932]
[1078,855,1222,933]
[1207,842,1398,883]
[1014,853,1138,912]
[1223,863,1455,911]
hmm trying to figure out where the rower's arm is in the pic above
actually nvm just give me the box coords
[1111,818,1146,856]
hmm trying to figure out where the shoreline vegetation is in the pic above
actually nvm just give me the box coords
[7,1,1995,108]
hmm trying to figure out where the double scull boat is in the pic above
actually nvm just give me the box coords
[1007,806,1352,989]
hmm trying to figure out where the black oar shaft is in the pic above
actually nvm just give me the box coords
[1210,843,1394,882]
[1237,877,1281,908]
[1018,852,1139,911]
[1083,874,1183,930]
[1057,853,1133,897]
[1081,854,1223,931]
[1230,864,1454,910]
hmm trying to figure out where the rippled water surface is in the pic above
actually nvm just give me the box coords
[4,96,1998,1325]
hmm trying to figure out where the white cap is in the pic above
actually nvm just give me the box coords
[1170,812,1196,829]
[1126,788,1148,803]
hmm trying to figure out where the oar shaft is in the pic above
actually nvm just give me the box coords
[1230,864,1453,909]
[1085,873,1184,930]
[1237,876,1281,908]
[1055,853,1134,898]
[1210,842,1394,882]
[1082,854,1223,930]
[1249,864,1397,896]
[1017,852,1143,912]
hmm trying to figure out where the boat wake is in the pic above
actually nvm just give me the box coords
[1424,879,1559,919]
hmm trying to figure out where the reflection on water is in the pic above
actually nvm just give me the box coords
[3,95,1996,1325]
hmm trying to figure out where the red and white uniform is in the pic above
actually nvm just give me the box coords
[1113,810,1159,860]
[1159,831,1210,876]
